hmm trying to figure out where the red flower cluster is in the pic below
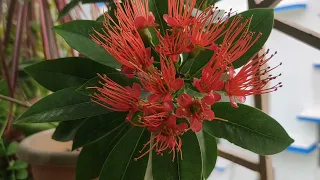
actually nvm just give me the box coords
[90,0,281,160]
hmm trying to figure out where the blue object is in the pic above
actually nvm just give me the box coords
[97,2,105,7]
[275,4,307,12]
[298,116,320,124]
[313,64,320,69]
[215,166,225,172]
[286,143,318,154]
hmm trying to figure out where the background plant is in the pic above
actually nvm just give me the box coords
[0,0,102,179]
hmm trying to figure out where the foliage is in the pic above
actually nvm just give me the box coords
[0,141,28,180]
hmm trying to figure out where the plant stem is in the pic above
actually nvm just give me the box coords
[0,94,31,108]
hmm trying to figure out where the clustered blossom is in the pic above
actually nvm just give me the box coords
[90,0,281,160]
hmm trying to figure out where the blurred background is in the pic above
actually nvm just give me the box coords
[0,0,320,179]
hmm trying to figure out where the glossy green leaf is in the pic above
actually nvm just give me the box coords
[24,57,117,91]
[76,124,131,180]
[149,0,168,33]
[53,20,120,68]
[52,119,86,142]
[153,131,202,180]
[72,112,126,149]
[188,50,214,78]
[58,0,81,20]
[99,127,150,180]
[77,73,139,96]
[204,103,294,155]
[15,169,28,180]
[7,160,28,170]
[16,88,110,123]
[226,9,274,68]
[196,131,217,179]
[6,142,19,156]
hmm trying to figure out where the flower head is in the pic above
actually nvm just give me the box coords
[164,0,197,28]
[218,16,262,64]
[90,74,143,121]
[193,55,226,103]
[135,114,188,161]
[155,29,194,62]
[176,93,215,132]
[115,0,158,31]
[138,56,184,102]
[225,51,282,108]
[92,27,154,77]
[189,7,231,50]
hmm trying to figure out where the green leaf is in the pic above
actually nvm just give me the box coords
[99,127,150,180]
[7,160,28,170]
[196,131,217,179]
[188,50,214,78]
[6,142,19,156]
[149,0,168,33]
[96,14,105,22]
[72,112,126,149]
[16,88,110,123]
[13,123,57,137]
[152,131,202,180]
[58,0,81,20]
[53,20,120,68]
[77,73,139,96]
[204,103,294,155]
[24,57,117,92]
[15,169,28,180]
[52,119,86,142]
[226,9,274,69]
[76,124,131,180]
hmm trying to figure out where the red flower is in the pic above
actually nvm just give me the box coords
[193,55,226,103]
[92,28,154,77]
[218,16,262,64]
[189,7,231,50]
[225,51,282,108]
[136,115,188,161]
[115,0,158,31]
[155,29,194,62]
[176,93,215,132]
[90,74,143,122]
[138,56,184,102]
[164,0,197,28]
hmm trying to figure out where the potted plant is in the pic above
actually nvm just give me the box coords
[16,0,293,179]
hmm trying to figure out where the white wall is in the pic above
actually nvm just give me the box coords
[211,0,320,180]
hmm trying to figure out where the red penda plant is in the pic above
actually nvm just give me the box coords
[17,0,294,179]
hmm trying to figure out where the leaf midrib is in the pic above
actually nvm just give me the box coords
[77,115,126,145]
[120,128,145,180]
[18,101,107,121]
[217,119,290,142]
[27,69,90,81]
